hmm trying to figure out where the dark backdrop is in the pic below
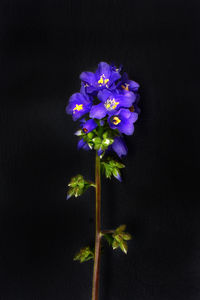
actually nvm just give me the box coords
[0,0,200,299]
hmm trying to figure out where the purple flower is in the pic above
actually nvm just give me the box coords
[77,139,90,151]
[114,170,122,182]
[89,89,136,119]
[80,62,121,94]
[66,92,92,121]
[97,148,104,156]
[108,108,138,135]
[111,136,128,158]
[81,119,97,133]
[117,72,140,93]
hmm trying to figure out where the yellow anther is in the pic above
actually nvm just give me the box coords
[121,83,129,91]
[98,74,109,86]
[73,104,83,112]
[112,101,119,109]
[112,116,121,125]
[104,98,119,111]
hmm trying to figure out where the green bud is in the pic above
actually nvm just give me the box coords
[102,132,108,139]
[74,246,94,263]
[102,138,114,147]
[92,137,102,145]
[88,142,93,149]
[114,234,123,243]
[112,240,119,250]
[122,233,132,241]
[74,129,83,136]
[116,224,126,233]
[119,240,128,254]
[87,132,94,139]
[101,159,125,181]
[67,175,95,200]
[112,168,120,177]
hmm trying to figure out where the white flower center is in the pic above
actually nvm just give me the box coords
[104,98,119,111]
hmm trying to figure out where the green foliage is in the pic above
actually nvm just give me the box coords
[67,174,95,200]
[74,246,94,263]
[101,158,125,181]
[102,225,132,254]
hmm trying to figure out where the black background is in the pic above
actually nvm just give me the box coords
[0,0,200,299]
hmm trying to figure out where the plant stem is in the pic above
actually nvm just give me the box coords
[92,152,101,300]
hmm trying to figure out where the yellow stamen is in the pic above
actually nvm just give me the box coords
[105,103,111,109]
[121,83,129,91]
[104,98,119,111]
[112,101,119,109]
[73,104,83,112]
[98,74,109,86]
[112,116,121,125]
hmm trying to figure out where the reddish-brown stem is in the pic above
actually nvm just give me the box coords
[92,152,101,300]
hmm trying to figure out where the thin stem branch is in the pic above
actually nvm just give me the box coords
[92,152,101,300]
[100,230,114,236]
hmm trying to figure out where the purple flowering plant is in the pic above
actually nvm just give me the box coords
[66,62,140,300]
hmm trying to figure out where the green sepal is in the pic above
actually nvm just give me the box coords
[93,137,102,150]
[103,233,114,246]
[101,158,125,181]
[67,174,95,200]
[79,127,116,152]
[73,246,94,263]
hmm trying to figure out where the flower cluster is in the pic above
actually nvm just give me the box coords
[66,62,140,158]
